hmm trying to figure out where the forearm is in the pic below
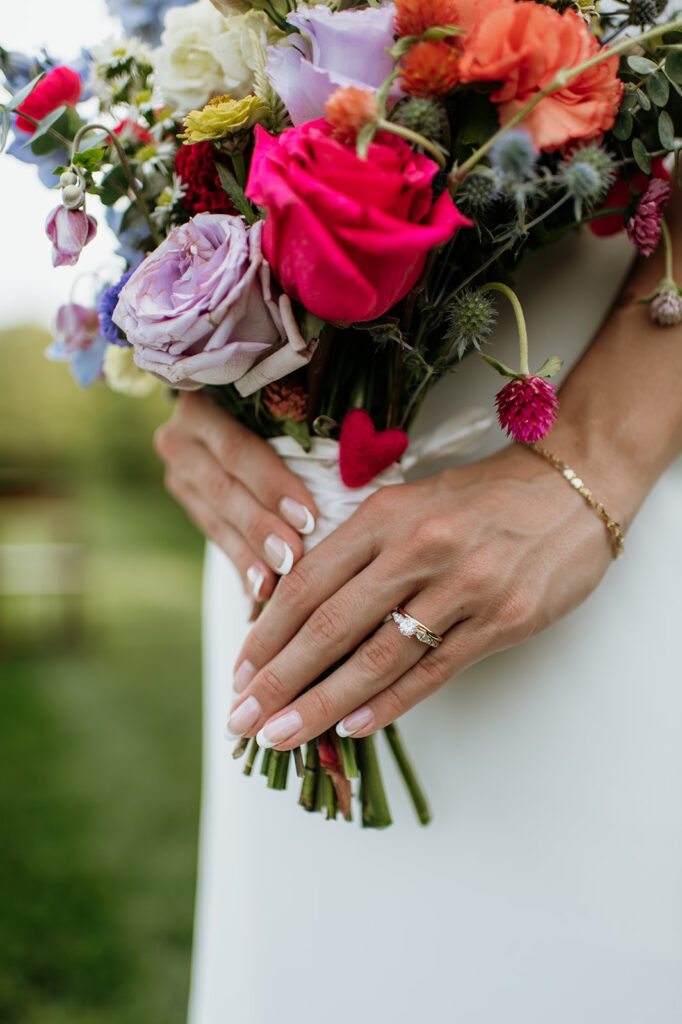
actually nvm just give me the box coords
[543,184,682,531]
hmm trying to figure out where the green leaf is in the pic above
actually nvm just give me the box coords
[0,107,9,154]
[535,355,564,379]
[5,72,45,112]
[215,162,258,225]
[632,137,651,174]
[480,352,521,379]
[635,87,651,111]
[627,55,658,75]
[73,146,107,171]
[29,106,83,155]
[97,164,129,206]
[22,105,66,148]
[298,309,326,344]
[665,48,682,84]
[612,110,633,141]
[658,109,676,149]
[646,72,670,107]
[282,419,312,452]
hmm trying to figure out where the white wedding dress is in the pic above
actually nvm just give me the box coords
[188,229,682,1023]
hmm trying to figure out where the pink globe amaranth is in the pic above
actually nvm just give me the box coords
[245,119,470,323]
[45,206,98,267]
[112,214,301,388]
[495,375,558,443]
[627,178,671,257]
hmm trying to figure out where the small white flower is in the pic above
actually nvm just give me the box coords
[103,344,159,398]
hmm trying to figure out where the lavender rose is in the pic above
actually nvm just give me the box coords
[112,214,297,388]
[266,3,401,126]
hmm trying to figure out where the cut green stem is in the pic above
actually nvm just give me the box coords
[243,738,260,776]
[356,735,392,829]
[383,724,432,826]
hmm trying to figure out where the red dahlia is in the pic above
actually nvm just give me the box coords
[173,141,236,216]
[495,375,558,444]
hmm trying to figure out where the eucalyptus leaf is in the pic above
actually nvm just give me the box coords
[215,162,258,224]
[632,137,651,174]
[480,352,521,379]
[612,110,633,141]
[535,355,564,379]
[283,419,312,453]
[658,109,676,149]
[627,55,658,75]
[5,72,44,112]
[646,72,670,107]
[0,107,9,153]
[97,164,129,205]
[22,105,66,148]
[635,88,651,111]
[665,48,682,84]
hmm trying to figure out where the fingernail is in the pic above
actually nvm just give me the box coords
[233,659,256,695]
[264,535,294,575]
[256,710,303,749]
[336,707,374,738]
[246,564,266,600]
[279,498,315,536]
[226,695,262,738]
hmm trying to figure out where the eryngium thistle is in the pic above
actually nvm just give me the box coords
[627,177,670,256]
[563,146,615,208]
[446,289,497,358]
[455,172,501,214]
[489,130,537,181]
[650,289,682,326]
[392,97,444,141]
[628,0,662,24]
[495,375,559,443]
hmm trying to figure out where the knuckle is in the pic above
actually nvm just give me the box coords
[305,686,336,723]
[217,430,241,468]
[276,564,308,603]
[381,685,408,720]
[357,634,395,679]
[307,603,345,646]
[206,470,231,507]
[415,651,448,689]
[257,664,288,704]
[415,516,453,556]
[154,423,174,460]
[498,587,537,642]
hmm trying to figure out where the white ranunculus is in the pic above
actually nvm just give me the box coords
[155,0,282,113]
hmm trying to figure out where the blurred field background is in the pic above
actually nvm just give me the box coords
[0,323,204,1024]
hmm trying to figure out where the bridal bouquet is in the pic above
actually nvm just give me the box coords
[3,0,682,827]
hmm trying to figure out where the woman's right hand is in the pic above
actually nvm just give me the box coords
[154,391,317,602]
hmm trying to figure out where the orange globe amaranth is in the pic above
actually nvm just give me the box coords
[400,40,460,98]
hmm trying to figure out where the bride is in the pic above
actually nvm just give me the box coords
[155,186,682,1019]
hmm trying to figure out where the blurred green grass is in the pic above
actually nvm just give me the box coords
[0,326,204,1024]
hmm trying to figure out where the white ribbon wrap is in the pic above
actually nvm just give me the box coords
[269,407,493,552]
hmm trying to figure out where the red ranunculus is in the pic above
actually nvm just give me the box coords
[16,66,81,134]
[245,120,470,322]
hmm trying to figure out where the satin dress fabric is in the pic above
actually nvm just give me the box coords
[189,229,682,1024]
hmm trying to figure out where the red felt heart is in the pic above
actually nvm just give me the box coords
[339,409,409,488]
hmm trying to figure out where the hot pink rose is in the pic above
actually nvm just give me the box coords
[245,120,470,322]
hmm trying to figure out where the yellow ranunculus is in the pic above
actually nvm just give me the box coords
[181,94,267,144]
[103,345,159,398]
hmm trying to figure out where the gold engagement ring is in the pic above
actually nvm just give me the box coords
[391,607,443,649]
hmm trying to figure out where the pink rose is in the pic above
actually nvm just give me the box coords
[112,214,303,388]
[45,206,97,267]
[245,120,470,322]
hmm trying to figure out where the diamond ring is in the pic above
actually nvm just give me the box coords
[391,607,443,649]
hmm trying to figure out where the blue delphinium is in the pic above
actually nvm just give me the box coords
[105,0,195,44]
[97,269,135,345]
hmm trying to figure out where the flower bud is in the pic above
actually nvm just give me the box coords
[455,172,500,214]
[650,289,682,326]
[446,289,497,358]
[61,184,86,209]
[60,169,79,187]
[393,98,443,141]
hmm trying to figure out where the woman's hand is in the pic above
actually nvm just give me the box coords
[226,444,614,744]
[154,391,317,602]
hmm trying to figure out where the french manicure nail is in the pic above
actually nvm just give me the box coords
[233,659,256,695]
[264,535,294,575]
[336,707,374,738]
[279,497,315,536]
[246,564,266,600]
[226,695,262,738]
[256,710,303,749]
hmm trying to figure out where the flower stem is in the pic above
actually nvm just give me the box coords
[480,282,530,375]
[338,736,359,779]
[377,117,446,168]
[450,16,682,187]
[299,740,319,811]
[356,735,392,829]
[71,122,162,246]
[383,724,432,826]
[661,217,675,286]
[11,109,71,147]
[242,737,260,776]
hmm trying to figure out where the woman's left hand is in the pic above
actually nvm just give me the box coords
[227,444,616,748]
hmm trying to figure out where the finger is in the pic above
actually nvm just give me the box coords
[168,436,306,575]
[184,392,319,526]
[336,618,487,737]
[165,471,276,601]
[233,507,380,679]
[228,593,463,749]
[230,555,409,723]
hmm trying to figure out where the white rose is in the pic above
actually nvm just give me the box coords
[155,0,283,114]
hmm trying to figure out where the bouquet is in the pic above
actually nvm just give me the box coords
[3,0,681,827]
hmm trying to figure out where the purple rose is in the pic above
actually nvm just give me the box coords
[112,214,298,388]
[46,303,108,388]
[45,206,98,267]
[266,3,401,127]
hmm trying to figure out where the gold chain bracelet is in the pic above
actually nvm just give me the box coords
[526,443,625,560]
